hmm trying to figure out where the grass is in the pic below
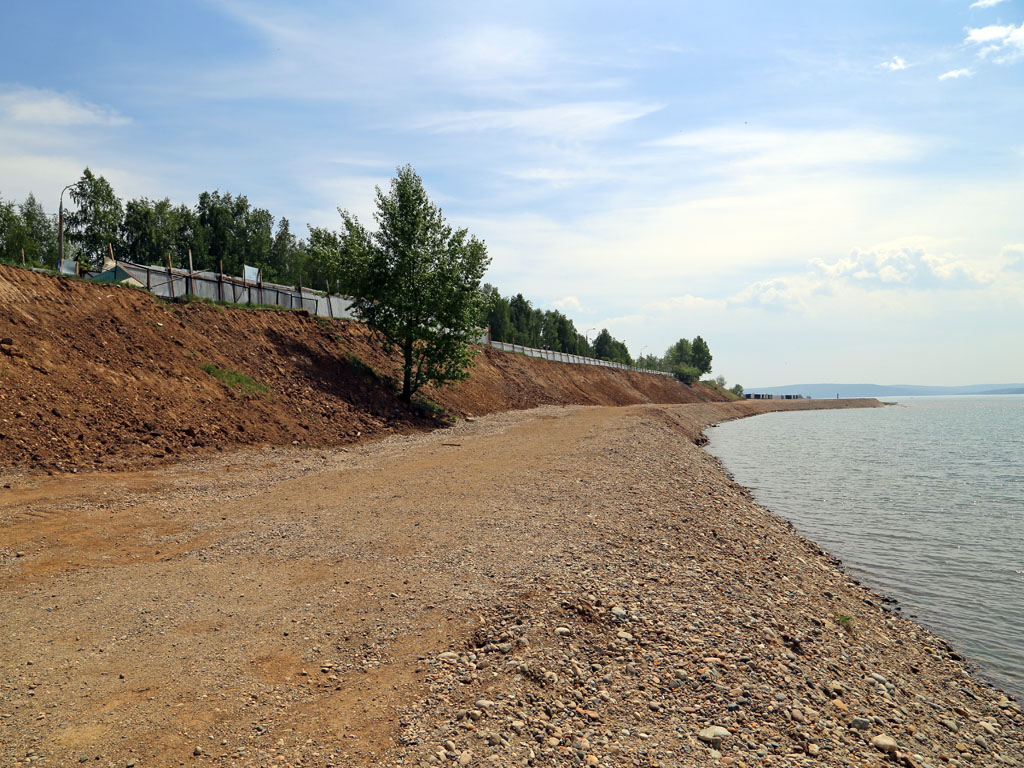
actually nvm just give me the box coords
[834,614,855,635]
[701,379,742,401]
[199,362,270,397]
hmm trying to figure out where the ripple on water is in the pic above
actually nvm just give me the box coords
[706,395,1024,698]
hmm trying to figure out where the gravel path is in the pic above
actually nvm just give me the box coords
[1,401,1020,768]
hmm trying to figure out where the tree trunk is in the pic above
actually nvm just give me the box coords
[401,338,414,401]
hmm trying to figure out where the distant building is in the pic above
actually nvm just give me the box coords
[743,393,806,400]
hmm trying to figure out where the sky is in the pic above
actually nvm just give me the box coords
[2,1,1023,387]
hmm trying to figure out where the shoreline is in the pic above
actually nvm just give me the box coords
[702,401,1023,702]
[1,400,1021,767]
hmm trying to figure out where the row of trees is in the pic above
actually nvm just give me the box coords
[2,166,725,396]
[0,169,313,286]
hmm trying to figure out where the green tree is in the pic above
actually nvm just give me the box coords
[19,194,58,266]
[692,335,712,375]
[730,383,744,397]
[592,328,632,365]
[334,165,490,402]
[65,168,124,269]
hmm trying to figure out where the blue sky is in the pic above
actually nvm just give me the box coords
[2,1,1023,386]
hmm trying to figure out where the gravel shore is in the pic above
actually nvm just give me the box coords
[1,400,1020,767]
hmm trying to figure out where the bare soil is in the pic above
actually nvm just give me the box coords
[0,265,723,475]
[3,399,1020,768]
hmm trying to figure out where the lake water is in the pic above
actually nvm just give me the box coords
[706,396,1024,697]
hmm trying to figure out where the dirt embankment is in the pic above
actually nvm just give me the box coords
[0,265,723,473]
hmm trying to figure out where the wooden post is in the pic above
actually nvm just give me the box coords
[166,253,176,299]
[146,265,151,290]
[297,276,303,311]
[108,242,115,264]
[258,271,263,305]
[21,248,25,266]
[218,260,224,302]
[187,249,195,296]
[325,280,333,318]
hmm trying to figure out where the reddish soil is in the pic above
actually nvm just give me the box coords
[0,265,724,474]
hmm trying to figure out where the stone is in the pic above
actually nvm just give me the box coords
[940,719,958,732]
[850,717,872,730]
[871,735,898,754]
[554,627,571,637]
[458,750,473,766]
[698,726,731,745]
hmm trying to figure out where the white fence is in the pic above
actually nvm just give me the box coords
[488,340,672,377]
[86,259,672,378]
[111,261,356,320]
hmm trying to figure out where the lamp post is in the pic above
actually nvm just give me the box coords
[585,327,596,348]
[58,182,78,267]
[639,345,648,367]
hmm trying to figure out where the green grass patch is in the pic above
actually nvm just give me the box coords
[834,614,855,635]
[199,362,270,396]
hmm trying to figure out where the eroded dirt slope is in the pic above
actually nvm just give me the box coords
[0,265,722,473]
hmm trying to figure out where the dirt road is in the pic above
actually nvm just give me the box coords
[3,400,1021,768]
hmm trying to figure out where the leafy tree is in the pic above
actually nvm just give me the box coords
[665,337,693,368]
[19,194,58,266]
[65,168,124,269]
[334,165,490,402]
[592,328,632,365]
[692,335,712,375]
[730,383,744,397]
[0,197,24,264]
[120,197,195,268]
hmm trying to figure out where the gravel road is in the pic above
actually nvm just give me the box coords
[1,401,1020,768]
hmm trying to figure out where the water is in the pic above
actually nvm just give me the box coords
[706,396,1024,697]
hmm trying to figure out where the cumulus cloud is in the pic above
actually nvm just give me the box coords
[881,56,909,71]
[939,68,973,80]
[970,0,1009,8]
[0,87,129,127]
[812,245,992,288]
[552,296,587,313]
[965,23,1024,60]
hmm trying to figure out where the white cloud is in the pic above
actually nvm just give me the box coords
[881,56,909,71]
[418,102,662,141]
[651,127,923,174]
[552,296,586,313]
[965,23,1024,61]
[939,68,973,80]
[0,87,129,127]
[970,0,1009,8]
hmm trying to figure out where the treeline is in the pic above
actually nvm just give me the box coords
[0,168,317,287]
[1,167,722,377]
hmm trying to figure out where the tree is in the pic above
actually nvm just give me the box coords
[592,328,632,365]
[65,168,124,269]
[692,335,712,375]
[730,383,744,397]
[335,165,490,402]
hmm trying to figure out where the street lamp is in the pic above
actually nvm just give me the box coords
[585,327,596,347]
[58,181,79,268]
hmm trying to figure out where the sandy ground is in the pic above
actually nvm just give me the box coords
[1,400,1021,768]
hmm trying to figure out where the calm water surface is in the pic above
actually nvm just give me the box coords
[706,396,1024,697]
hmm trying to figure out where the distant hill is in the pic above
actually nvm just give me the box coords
[745,383,1024,399]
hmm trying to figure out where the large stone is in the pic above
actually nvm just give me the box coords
[698,726,731,745]
[871,734,898,754]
